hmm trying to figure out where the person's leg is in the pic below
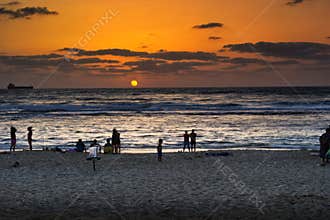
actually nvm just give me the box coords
[321,156,326,165]
[183,142,186,152]
[29,140,32,151]
[10,140,14,152]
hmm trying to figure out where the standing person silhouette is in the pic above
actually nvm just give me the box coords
[112,129,120,154]
[10,127,17,152]
[190,129,197,152]
[319,127,330,166]
[183,131,190,152]
[157,139,163,162]
[27,127,33,151]
[117,131,121,154]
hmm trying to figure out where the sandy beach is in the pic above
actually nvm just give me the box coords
[0,150,330,220]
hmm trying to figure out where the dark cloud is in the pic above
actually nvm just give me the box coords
[123,59,214,73]
[0,54,119,68]
[271,60,300,65]
[223,41,330,61]
[0,1,20,6]
[59,48,149,57]
[20,54,63,59]
[0,6,58,19]
[73,58,119,64]
[223,57,265,65]
[144,51,219,61]
[221,57,300,67]
[286,0,305,6]
[0,54,63,66]
[208,36,222,40]
[193,22,223,29]
[60,48,220,61]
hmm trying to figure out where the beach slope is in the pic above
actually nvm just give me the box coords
[0,150,329,219]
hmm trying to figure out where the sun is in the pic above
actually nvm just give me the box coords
[130,80,138,87]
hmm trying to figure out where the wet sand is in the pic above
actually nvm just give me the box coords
[0,150,329,220]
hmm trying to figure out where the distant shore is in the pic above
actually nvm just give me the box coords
[0,150,329,219]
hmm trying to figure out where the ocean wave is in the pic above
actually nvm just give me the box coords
[0,102,328,116]
[0,102,246,113]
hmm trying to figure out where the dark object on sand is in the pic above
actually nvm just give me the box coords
[12,161,20,168]
[7,83,33,90]
[0,152,10,154]
[205,152,232,157]
[51,147,65,153]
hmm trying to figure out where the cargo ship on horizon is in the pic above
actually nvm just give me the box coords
[7,83,34,90]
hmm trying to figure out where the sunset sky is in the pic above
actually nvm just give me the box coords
[0,0,329,88]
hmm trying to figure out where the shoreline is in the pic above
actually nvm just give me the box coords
[0,146,315,154]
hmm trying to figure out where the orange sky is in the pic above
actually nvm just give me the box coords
[0,0,329,88]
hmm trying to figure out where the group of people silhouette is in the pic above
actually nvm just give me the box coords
[10,126,33,152]
[183,129,197,152]
[7,124,330,166]
[75,128,121,154]
[8,126,198,159]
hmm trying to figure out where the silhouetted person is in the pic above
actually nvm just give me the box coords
[157,139,163,162]
[27,127,33,151]
[87,139,101,171]
[112,129,121,154]
[10,127,17,152]
[117,131,121,153]
[319,127,330,166]
[190,129,197,152]
[183,131,190,152]
[76,139,86,152]
[90,139,101,154]
[104,138,113,154]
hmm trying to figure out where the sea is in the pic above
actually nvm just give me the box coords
[0,87,329,152]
